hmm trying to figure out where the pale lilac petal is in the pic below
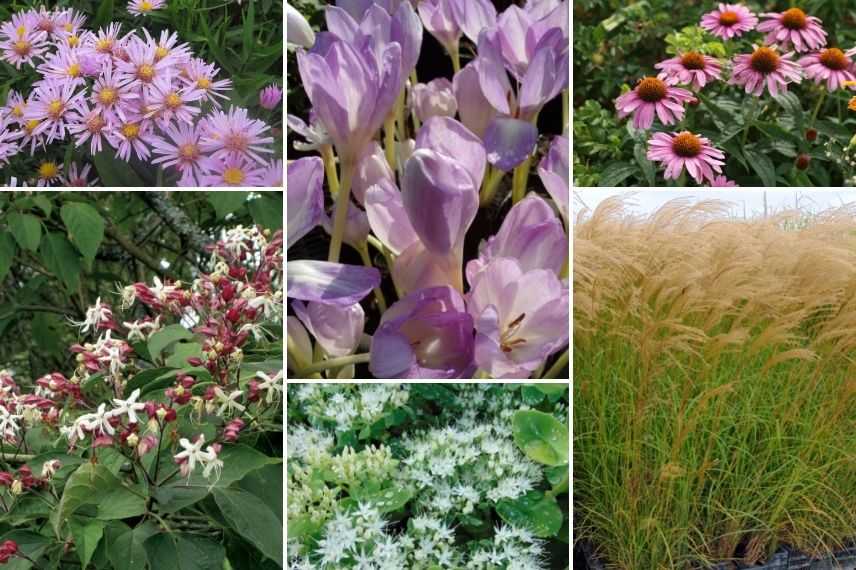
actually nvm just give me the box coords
[364,179,420,255]
[483,117,538,172]
[450,0,497,44]
[415,116,486,188]
[286,260,381,306]
[287,157,325,249]
[453,60,497,138]
[292,300,365,357]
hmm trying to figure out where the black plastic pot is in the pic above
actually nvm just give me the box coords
[580,542,856,570]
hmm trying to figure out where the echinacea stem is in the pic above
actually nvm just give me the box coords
[384,116,397,172]
[810,90,827,126]
[542,348,569,379]
[479,165,505,206]
[357,243,388,312]
[298,353,371,376]
[511,156,533,204]
[327,159,353,263]
[321,144,339,197]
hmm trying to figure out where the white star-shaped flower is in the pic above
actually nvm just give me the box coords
[214,387,245,415]
[110,388,146,424]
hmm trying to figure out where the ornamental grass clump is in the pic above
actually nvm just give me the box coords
[574,197,856,569]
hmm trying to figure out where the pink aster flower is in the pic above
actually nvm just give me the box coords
[61,163,99,187]
[614,77,694,130]
[23,78,86,143]
[0,23,49,69]
[180,58,233,107]
[143,75,204,127]
[259,85,282,110]
[36,44,86,84]
[700,4,758,40]
[707,175,739,187]
[91,63,139,122]
[3,90,28,126]
[150,122,205,186]
[647,131,726,185]
[114,34,174,87]
[758,8,827,53]
[0,117,19,166]
[54,8,87,36]
[729,45,803,97]
[67,103,113,155]
[128,0,167,17]
[107,119,158,162]
[261,159,283,187]
[147,29,191,64]
[799,47,856,91]
[199,156,265,187]
[655,52,723,89]
[81,23,127,65]
[199,106,274,165]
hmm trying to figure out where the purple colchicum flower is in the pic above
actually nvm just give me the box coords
[453,60,497,138]
[466,194,566,285]
[286,260,381,307]
[418,0,462,57]
[370,286,475,379]
[287,3,316,48]
[297,36,402,163]
[538,135,569,224]
[468,258,569,379]
[411,78,457,122]
[287,157,325,249]
[292,300,364,358]
[351,141,395,205]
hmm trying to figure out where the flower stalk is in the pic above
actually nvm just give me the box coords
[327,158,354,263]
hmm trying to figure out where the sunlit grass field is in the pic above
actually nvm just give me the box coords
[573,198,856,569]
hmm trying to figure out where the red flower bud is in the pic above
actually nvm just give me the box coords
[805,128,817,142]
[795,153,811,170]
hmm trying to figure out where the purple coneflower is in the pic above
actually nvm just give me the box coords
[150,122,205,185]
[799,47,856,91]
[647,131,725,185]
[707,175,739,187]
[758,8,826,53]
[700,4,758,40]
[128,0,167,17]
[144,76,203,127]
[24,78,86,143]
[656,51,723,89]
[199,106,273,165]
[614,77,694,130]
[198,156,265,187]
[729,45,802,97]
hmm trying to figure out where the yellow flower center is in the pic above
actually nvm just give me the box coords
[672,131,703,158]
[67,34,79,47]
[13,39,31,56]
[636,77,667,102]
[122,123,140,139]
[16,25,26,37]
[47,100,64,119]
[38,162,59,179]
[165,93,182,109]
[223,167,245,185]
[98,88,117,105]
[11,105,24,118]
[64,23,73,32]
[179,143,200,160]
[225,133,248,151]
[137,64,155,82]
[140,1,154,12]
[197,77,211,90]
[87,116,106,133]
[68,63,81,77]
[96,38,113,53]
[155,46,169,61]
[25,119,40,133]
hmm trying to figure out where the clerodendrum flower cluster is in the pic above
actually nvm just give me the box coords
[287,0,570,380]
[615,3,856,186]
[0,6,282,187]
[287,383,566,569]
[0,224,282,522]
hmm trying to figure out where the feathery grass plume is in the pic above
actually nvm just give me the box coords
[574,196,856,569]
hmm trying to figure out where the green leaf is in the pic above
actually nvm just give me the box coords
[214,488,283,566]
[533,384,568,397]
[351,486,412,514]
[165,342,203,369]
[30,195,52,217]
[92,150,146,187]
[634,142,656,186]
[40,232,82,291]
[54,463,147,535]
[7,212,42,251]
[773,91,804,134]
[239,464,282,523]
[598,162,637,187]
[743,149,777,187]
[60,202,105,265]
[208,192,248,218]
[69,517,105,569]
[248,194,283,229]
[126,367,176,394]
[0,233,16,282]
[145,533,225,570]
[147,324,194,362]
[512,410,569,466]
[157,445,279,512]
[521,385,546,406]
[93,0,114,28]
[107,522,157,570]
[496,491,563,538]
[242,0,256,63]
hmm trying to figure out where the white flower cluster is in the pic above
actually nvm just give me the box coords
[61,388,146,443]
[291,384,409,432]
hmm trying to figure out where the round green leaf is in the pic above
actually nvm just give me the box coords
[512,410,569,466]
[496,491,563,538]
